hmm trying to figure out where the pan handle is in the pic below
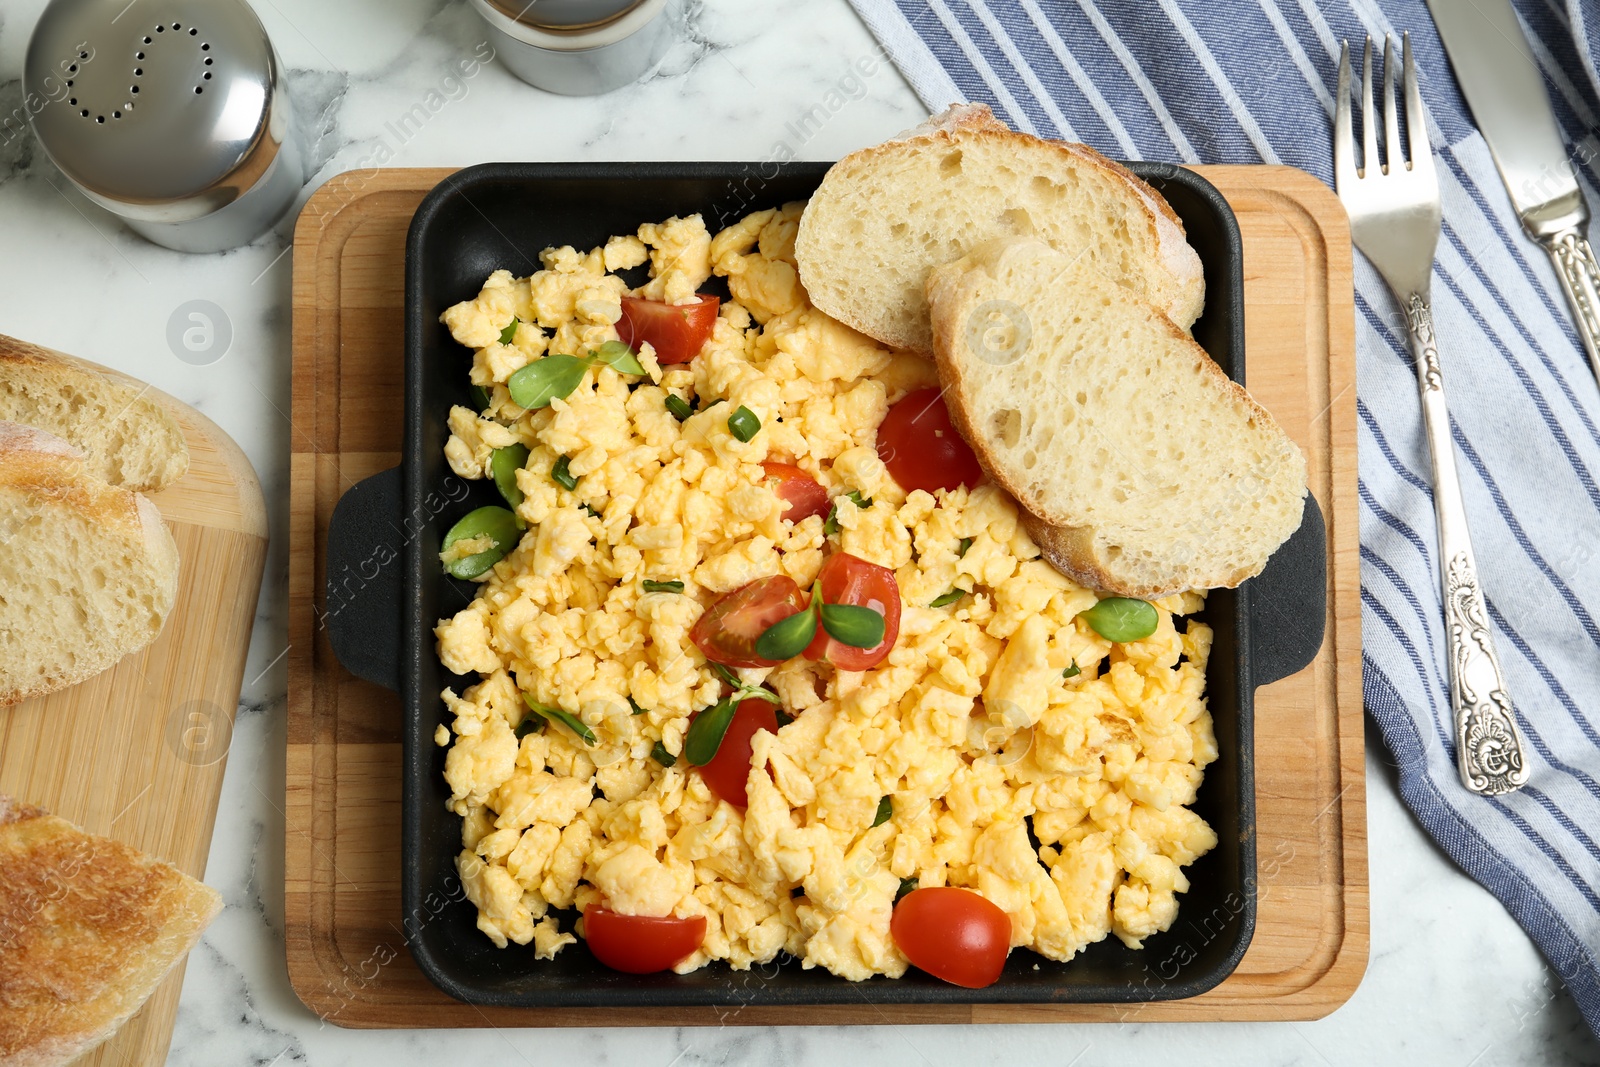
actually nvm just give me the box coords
[323,466,404,692]
[1247,493,1328,688]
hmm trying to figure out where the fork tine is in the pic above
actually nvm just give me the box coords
[1403,31,1435,184]
[1334,41,1356,188]
[1361,37,1379,177]
[1382,35,1403,170]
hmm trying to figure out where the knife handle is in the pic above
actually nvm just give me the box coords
[1404,293,1530,796]
[1542,226,1600,387]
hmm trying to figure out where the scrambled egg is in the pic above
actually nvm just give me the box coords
[434,205,1219,978]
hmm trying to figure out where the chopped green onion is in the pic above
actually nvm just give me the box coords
[929,588,967,608]
[1063,661,1081,679]
[642,579,685,594]
[651,741,676,767]
[583,504,603,518]
[958,536,973,557]
[895,877,919,903]
[774,707,794,728]
[872,796,892,828]
[629,697,648,716]
[523,695,595,745]
[514,716,543,739]
[1082,597,1159,643]
[551,455,577,490]
[665,394,694,421]
[499,319,518,346]
[469,384,492,411]
[822,490,872,537]
[727,405,761,442]
[441,506,521,579]
[709,663,780,705]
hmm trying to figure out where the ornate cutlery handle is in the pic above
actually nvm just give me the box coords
[1541,226,1600,388]
[1405,294,1529,796]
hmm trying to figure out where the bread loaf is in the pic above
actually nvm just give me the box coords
[794,103,1205,352]
[0,335,188,493]
[0,422,179,705]
[0,796,222,1067]
[926,237,1306,597]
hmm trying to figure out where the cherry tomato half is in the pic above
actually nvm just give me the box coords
[803,552,901,671]
[584,905,707,974]
[762,462,831,524]
[890,887,1011,988]
[690,575,808,669]
[876,387,983,495]
[617,294,721,365]
[692,697,780,808]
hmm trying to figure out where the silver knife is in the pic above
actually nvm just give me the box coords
[1426,0,1600,386]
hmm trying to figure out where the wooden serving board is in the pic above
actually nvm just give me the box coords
[0,361,268,1063]
[286,165,1363,1025]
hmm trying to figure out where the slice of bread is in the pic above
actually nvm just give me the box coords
[0,334,189,493]
[0,423,180,706]
[927,237,1306,597]
[794,103,1205,353]
[0,796,223,1067]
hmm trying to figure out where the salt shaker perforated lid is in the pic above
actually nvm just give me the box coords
[25,0,304,253]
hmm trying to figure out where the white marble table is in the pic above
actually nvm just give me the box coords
[0,0,1595,1063]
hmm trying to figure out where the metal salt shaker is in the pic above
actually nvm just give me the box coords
[25,0,304,253]
[469,0,671,96]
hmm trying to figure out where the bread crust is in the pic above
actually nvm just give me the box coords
[795,103,1203,351]
[0,334,189,493]
[0,798,221,1067]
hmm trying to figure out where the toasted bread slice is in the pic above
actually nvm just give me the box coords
[794,103,1205,353]
[0,796,222,1067]
[927,237,1306,597]
[0,334,188,493]
[0,422,179,705]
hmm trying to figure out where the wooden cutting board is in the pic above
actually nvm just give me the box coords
[286,165,1364,1025]
[0,363,268,1064]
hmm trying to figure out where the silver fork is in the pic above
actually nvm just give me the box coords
[1335,33,1528,796]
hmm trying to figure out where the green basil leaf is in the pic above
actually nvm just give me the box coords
[1063,660,1081,679]
[469,384,492,411]
[754,605,817,662]
[499,319,519,346]
[685,696,739,766]
[727,405,761,443]
[642,579,685,594]
[441,505,522,579]
[651,741,676,767]
[507,354,589,410]
[665,393,694,421]
[490,443,529,510]
[551,455,577,491]
[872,795,892,827]
[1081,597,1159,643]
[929,588,967,608]
[523,695,595,745]
[589,340,645,376]
[629,697,648,716]
[819,602,886,649]
[895,877,919,903]
[958,536,973,557]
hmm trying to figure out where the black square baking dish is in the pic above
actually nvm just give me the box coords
[323,160,1327,1009]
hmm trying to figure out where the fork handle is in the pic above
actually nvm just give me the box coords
[1405,293,1530,796]
[1540,226,1600,388]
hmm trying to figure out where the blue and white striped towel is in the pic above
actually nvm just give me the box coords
[846,0,1600,1035]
